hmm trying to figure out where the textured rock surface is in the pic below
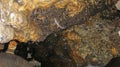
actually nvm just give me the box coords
[0,0,118,43]
[0,53,33,67]
[9,16,120,67]
[0,0,120,67]
[40,15,120,67]
[115,0,120,10]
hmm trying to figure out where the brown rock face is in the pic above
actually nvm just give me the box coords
[0,0,117,43]
[39,16,120,67]
[0,0,120,67]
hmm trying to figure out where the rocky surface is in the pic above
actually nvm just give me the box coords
[39,15,120,67]
[3,16,120,67]
[0,0,120,67]
[0,53,33,67]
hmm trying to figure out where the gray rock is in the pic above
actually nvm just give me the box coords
[0,53,33,67]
